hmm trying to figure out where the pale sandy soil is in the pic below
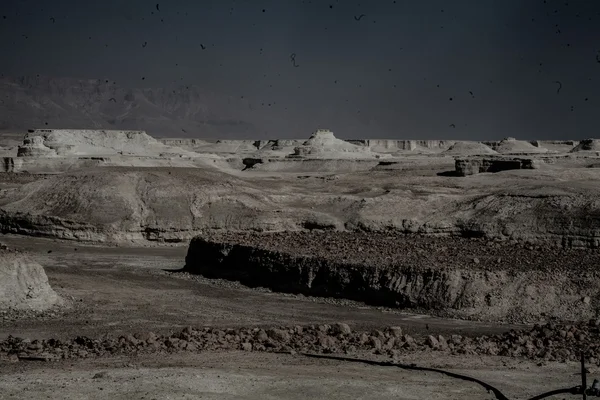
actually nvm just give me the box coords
[0,351,586,400]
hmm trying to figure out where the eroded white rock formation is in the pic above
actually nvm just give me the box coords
[491,137,548,154]
[455,157,540,176]
[0,248,61,311]
[443,141,498,156]
[17,129,198,158]
[289,129,380,159]
[571,139,600,153]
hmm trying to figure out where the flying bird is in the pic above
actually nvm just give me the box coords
[354,14,366,21]
[200,44,206,50]
[449,124,456,128]
[50,17,55,23]
[142,41,147,48]
[554,80,562,94]
[156,3,160,11]
[290,53,299,67]
[109,98,116,103]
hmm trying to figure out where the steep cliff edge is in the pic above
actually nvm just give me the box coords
[184,232,600,323]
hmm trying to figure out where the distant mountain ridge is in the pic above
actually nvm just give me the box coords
[0,75,263,139]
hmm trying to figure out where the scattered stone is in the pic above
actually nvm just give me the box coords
[437,335,449,351]
[241,342,252,351]
[255,330,269,343]
[426,335,439,349]
[92,371,109,379]
[331,323,352,335]
[388,327,403,337]
[266,328,290,342]
[369,337,382,351]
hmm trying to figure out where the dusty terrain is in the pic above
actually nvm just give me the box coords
[2,129,600,398]
[0,236,596,400]
[2,156,600,246]
[1,351,586,400]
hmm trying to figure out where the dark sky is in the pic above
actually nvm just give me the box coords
[1,0,599,140]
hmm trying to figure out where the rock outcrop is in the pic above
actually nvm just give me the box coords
[184,232,600,322]
[442,141,497,156]
[489,137,548,154]
[353,139,454,153]
[17,136,57,157]
[570,139,600,153]
[0,247,61,311]
[290,129,377,158]
[158,138,212,148]
[455,157,539,176]
[17,129,197,158]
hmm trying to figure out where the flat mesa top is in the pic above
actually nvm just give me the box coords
[195,231,600,272]
[28,129,147,134]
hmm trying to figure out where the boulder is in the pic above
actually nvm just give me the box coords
[0,247,61,311]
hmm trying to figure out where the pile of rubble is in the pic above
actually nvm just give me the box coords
[2,321,600,364]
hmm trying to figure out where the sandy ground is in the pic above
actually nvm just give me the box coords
[0,350,587,400]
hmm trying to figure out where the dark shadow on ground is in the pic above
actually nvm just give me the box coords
[437,170,461,177]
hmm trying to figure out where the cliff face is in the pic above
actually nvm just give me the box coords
[454,157,539,176]
[365,140,455,152]
[16,129,198,157]
[183,233,600,323]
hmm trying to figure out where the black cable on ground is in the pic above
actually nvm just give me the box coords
[280,351,591,399]
[296,352,511,400]
[526,386,582,400]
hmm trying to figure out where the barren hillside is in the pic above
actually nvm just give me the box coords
[0,164,598,246]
